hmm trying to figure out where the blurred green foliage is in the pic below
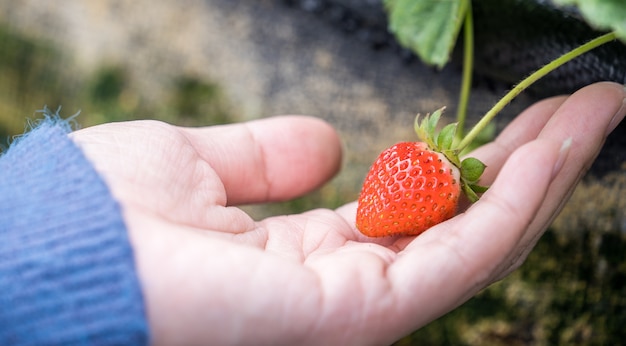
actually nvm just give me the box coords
[0,22,234,152]
[397,227,626,345]
[90,66,127,105]
[173,76,232,126]
[0,24,75,146]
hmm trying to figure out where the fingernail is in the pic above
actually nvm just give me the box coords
[552,137,572,179]
[606,94,626,136]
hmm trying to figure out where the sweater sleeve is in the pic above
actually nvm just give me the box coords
[0,116,149,345]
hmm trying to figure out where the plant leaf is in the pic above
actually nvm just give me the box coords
[460,157,486,183]
[427,109,441,135]
[414,114,428,143]
[384,0,468,68]
[462,182,480,203]
[415,108,446,148]
[437,122,458,151]
[552,0,626,43]
[442,149,461,166]
[469,183,489,194]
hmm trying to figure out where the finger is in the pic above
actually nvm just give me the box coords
[469,95,567,184]
[181,116,342,205]
[504,82,626,272]
[388,138,564,330]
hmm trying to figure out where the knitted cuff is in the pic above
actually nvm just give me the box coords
[0,115,149,345]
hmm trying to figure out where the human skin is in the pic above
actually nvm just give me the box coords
[71,82,626,345]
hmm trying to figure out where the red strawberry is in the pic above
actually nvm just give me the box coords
[356,142,461,237]
[356,108,487,237]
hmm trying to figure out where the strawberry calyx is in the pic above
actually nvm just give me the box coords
[414,107,488,203]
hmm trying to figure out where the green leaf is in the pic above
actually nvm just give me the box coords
[460,157,486,183]
[442,149,461,167]
[414,114,434,148]
[437,122,458,151]
[384,0,468,68]
[552,0,626,43]
[427,109,441,135]
[414,108,446,148]
[462,183,480,203]
[414,114,427,142]
[469,184,489,194]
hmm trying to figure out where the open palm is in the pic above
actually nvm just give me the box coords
[71,82,625,345]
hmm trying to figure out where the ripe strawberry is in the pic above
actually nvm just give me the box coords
[356,142,461,237]
[356,108,487,237]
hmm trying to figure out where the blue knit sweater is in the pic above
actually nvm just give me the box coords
[0,117,149,345]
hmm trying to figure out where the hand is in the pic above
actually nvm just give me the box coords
[70,82,626,345]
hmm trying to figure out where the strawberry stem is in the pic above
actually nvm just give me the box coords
[456,31,618,152]
[455,0,474,141]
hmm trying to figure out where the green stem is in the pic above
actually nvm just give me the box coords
[456,31,618,152]
[455,0,474,140]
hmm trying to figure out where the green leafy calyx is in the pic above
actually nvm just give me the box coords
[415,108,488,203]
